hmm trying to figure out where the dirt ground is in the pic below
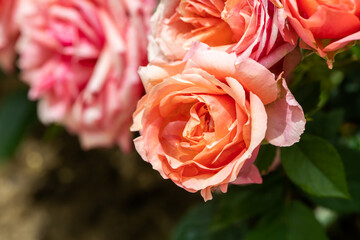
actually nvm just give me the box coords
[0,129,201,240]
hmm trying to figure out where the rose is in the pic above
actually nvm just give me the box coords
[132,43,305,200]
[149,0,297,70]
[279,0,360,68]
[17,0,155,151]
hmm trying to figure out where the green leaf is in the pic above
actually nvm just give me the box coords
[309,146,360,213]
[281,134,350,199]
[247,201,329,240]
[0,90,37,161]
[254,144,277,173]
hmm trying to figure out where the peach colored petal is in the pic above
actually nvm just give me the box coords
[258,42,296,69]
[138,61,186,91]
[224,76,247,109]
[323,31,360,52]
[247,92,268,151]
[186,47,238,79]
[192,123,237,166]
[201,187,213,201]
[232,92,267,180]
[181,160,237,193]
[276,7,298,45]
[281,47,302,77]
[265,78,305,147]
[235,58,278,105]
[134,136,149,162]
[197,94,236,138]
[232,164,262,184]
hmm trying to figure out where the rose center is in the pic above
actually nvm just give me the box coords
[196,104,215,133]
[183,102,215,143]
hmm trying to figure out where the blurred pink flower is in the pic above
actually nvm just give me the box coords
[149,0,297,70]
[17,0,155,151]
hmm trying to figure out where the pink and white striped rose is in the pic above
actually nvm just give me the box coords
[17,0,155,151]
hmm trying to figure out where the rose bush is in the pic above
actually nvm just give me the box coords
[17,0,155,151]
[279,0,360,67]
[149,0,297,70]
[132,43,305,200]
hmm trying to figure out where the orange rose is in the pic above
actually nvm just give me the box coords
[132,43,305,200]
[280,0,360,67]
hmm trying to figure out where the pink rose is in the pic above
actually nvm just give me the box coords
[279,0,360,68]
[17,0,155,151]
[132,43,305,201]
[149,0,297,70]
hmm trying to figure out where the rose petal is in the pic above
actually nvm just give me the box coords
[265,78,305,147]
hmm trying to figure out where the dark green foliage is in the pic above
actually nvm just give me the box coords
[309,146,360,213]
[254,144,277,173]
[281,134,349,199]
[247,201,328,240]
[0,90,37,161]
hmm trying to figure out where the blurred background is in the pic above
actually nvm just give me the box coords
[0,71,202,240]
